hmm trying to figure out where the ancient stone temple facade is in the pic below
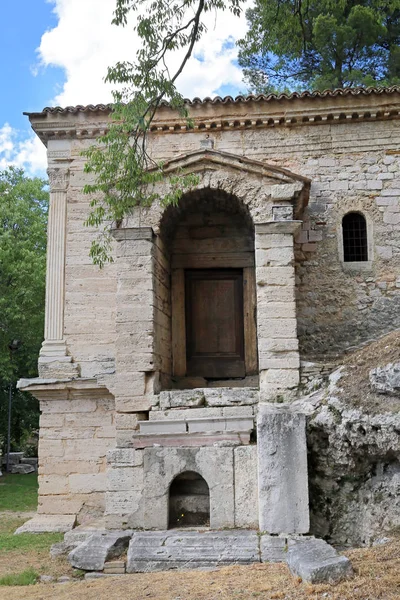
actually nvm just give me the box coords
[19,87,400,536]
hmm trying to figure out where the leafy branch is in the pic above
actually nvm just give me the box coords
[83,0,244,267]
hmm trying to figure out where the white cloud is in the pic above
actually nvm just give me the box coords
[0,123,47,176]
[15,0,252,174]
[37,0,252,107]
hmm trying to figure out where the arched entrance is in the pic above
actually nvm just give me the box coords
[159,188,258,388]
[168,471,210,528]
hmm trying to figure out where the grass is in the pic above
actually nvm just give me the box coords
[0,473,38,511]
[0,475,70,586]
[0,568,38,586]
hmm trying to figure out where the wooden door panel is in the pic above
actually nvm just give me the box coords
[185,269,245,378]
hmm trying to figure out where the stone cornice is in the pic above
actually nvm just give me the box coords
[26,88,400,145]
[17,377,113,401]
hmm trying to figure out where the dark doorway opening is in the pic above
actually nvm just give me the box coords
[168,471,210,528]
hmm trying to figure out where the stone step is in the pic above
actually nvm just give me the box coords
[139,416,254,435]
[126,530,260,572]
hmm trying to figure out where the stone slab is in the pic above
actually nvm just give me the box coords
[130,432,250,448]
[11,463,35,474]
[257,405,309,534]
[260,535,288,562]
[126,530,260,572]
[14,514,76,534]
[286,538,353,584]
[68,531,133,571]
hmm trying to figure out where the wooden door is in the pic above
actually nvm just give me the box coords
[185,269,245,378]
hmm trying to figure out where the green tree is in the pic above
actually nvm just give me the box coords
[0,167,48,452]
[238,0,400,92]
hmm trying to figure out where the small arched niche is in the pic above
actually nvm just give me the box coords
[168,471,210,528]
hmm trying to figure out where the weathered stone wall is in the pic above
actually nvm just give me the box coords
[37,392,115,523]
[146,119,400,359]
[55,112,400,376]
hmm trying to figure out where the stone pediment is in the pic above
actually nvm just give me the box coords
[156,148,309,186]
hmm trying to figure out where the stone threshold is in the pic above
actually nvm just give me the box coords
[64,528,353,584]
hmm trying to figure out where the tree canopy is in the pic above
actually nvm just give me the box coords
[0,167,48,451]
[238,0,400,92]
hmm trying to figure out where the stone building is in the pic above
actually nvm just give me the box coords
[19,87,400,537]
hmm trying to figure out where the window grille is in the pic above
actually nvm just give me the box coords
[342,212,368,262]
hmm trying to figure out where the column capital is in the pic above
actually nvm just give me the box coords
[47,167,70,192]
[255,220,302,235]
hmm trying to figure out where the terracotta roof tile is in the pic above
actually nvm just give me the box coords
[24,86,400,117]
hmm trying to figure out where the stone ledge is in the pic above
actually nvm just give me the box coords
[128,432,251,448]
[287,538,353,584]
[14,514,76,534]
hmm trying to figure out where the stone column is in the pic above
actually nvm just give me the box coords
[255,219,302,401]
[39,166,78,378]
[257,404,309,534]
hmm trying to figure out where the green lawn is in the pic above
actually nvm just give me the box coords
[0,473,38,511]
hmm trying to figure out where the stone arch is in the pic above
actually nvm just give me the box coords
[168,470,210,528]
[154,186,258,388]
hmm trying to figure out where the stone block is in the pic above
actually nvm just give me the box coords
[187,416,254,434]
[115,396,153,413]
[255,233,293,249]
[260,368,299,390]
[256,301,296,319]
[255,267,295,286]
[69,473,107,494]
[11,463,35,474]
[14,514,76,534]
[68,532,133,571]
[107,466,144,492]
[114,413,146,430]
[159,389,206,409]
[260,536,287,563]
[105,490,144,517]
[259,352,300,370]
[107,448,143,467]
[257,405,309,534]
[258,338,299,352]
[148,407,224,420]
[234,446,258,528]
[287,538,353,584]
[258,318,297,339]
[38,474,69,495]
[139,420,187,434]
[255,247,294,267]
[126,530,260,572]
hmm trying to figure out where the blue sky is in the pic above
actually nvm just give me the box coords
[0,0,251,175]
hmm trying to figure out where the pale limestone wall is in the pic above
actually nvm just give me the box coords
[56,113,400,374]
[37,393,115,522]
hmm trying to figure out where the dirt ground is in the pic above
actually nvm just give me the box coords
[1,537,399,600]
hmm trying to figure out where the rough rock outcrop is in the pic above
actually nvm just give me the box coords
[370,362,400,396]
[300,368,400,546]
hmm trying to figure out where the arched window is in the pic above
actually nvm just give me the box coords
[342,212,368,262]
